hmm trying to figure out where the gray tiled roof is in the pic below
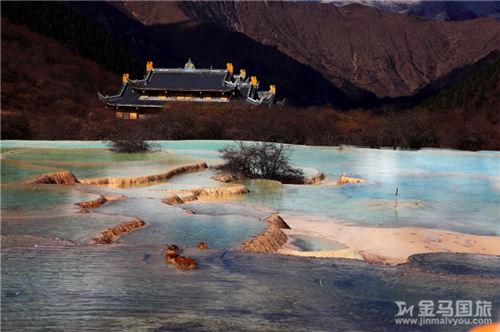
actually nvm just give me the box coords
[98,84,165,108]
[98,65,275,108]
[129,69,235,92]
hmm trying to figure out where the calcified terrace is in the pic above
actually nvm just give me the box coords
[12,148,500,265]
[2,142,499,331]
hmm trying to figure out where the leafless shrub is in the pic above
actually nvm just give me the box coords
[217,142,303,182]
[107,140,157,153]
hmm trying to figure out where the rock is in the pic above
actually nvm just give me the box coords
[160,185,249,205]
[242,224,288,253]
[161,195,184,205]
[301,172,326,185]
[283,172,325,185]
[76,195,107,209]
[27,171,80,185]
[337,174,366,185]
[165,252,179,264]
[174,256,198,270]
[212,173,243,183]
[165,244,180,256]
[265,213,291,229]
[194,185,248,198]
[197,242,208,250]
[80,162,208,187]
[213,171,325,185]
[92,218,145,244]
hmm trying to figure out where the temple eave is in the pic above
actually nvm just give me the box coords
[100,59,277,119]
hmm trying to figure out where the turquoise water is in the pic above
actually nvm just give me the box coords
[2,140,499,236]
[1,140,499,331]
[1,246,499,331]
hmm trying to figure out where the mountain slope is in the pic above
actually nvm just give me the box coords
[1,19,497,149]
[176,1,500,98]
[420,52,500,110]
[330,1,500,21]
[68,1,377,107]
[2,1,145,77]
[1,19,118,139]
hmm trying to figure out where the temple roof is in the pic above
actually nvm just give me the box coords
[128,69,235,92]
[98,84,165,108]
[98,60,276,109]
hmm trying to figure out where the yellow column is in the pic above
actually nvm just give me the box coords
[122,73,129,83]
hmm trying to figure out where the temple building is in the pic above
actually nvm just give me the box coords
[99,59,276,119]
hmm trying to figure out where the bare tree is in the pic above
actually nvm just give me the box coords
[217,142,303,181]
[107,140,157,153]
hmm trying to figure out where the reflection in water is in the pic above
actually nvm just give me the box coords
[2,141,499,236]
[1,246,499,331]
[291,235,346,251]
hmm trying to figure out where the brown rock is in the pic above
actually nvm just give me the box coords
[212,173,243,183]
[337,174,366,185]
[160,185,249,205]
[301,172,326,185]
[80,162,207,187]
[76,195,107,209]
[265,213,291,229]
[165,244,180,256]
[242,224,288,253]
[174,256,198,270]
[197,242,208,250]
[165,252,179,264]
[92,218,145,244]
[161,195,184,205]
[27,171,80,185]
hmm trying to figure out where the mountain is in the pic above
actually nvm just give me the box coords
[1,15,498,149]
[0,18,117,139]
[329,1,500,21]
[67,1,378,107]
[4,1,499,106]
[117,1,500,98]
[176,1,500,98]
[1,1,144,78]
[419,51,500,111]
[2,1,378,108]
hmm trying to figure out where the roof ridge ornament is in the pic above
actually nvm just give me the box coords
[184,58,195,71]
[250,76,258,87]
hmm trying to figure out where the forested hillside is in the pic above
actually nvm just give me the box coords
[1,1,144,77]
[422,53,500,110]
[1,2,498,150]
